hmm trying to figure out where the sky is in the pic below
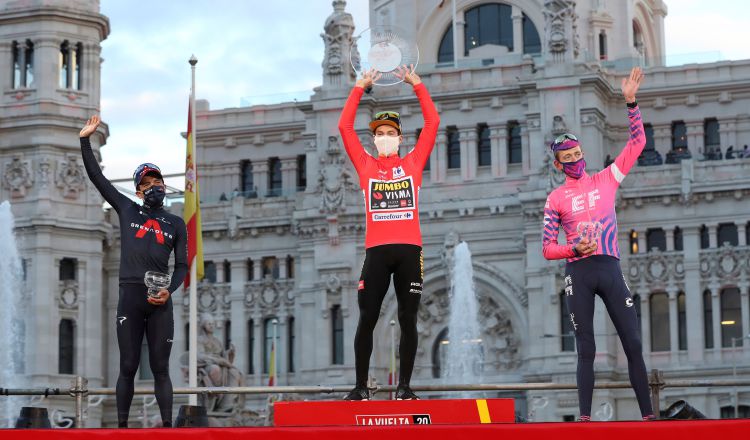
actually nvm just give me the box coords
[97,0,750,184]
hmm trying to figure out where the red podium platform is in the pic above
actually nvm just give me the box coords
[274,398,516,426]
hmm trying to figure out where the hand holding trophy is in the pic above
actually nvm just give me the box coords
[351,25,419,87]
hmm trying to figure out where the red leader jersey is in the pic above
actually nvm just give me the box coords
[338,83,440,249]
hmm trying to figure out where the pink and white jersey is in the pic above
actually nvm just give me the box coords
[543,106,645,262]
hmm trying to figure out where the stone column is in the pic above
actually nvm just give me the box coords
[686,120,704,155]
[521,121,532,175]
[665,228,675,252]
[459,126,476,181]
[511,6,524,54]
[668,286,679,355]
[433,132,447,183]
[490,124,508,178]
[281,158,297,196]
[278,257,288,280]
[32,37,60,97]
[653,124,671,157]
[737,221,747,246]
[719,118,737,151]
[254,160,269,198]
[277,313,288,385]
[252,314,263,385]
[708,225,718,248]
[682,226,704,362]
[710,284,721,350]
[0,41,12,89]
[229,260,247,374]
[740,282,750,348]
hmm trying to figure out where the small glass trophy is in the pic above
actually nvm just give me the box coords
[144,271,171,299]
[350,25,419,86]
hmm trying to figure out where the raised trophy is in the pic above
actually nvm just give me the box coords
[350,25,419,86]
[144,271,171,299]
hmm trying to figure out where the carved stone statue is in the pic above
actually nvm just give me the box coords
[321,0,358,87]
[543,0,579,62]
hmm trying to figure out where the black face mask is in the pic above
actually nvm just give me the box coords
[143,186,166,208]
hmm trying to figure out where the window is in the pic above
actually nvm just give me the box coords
[447,126,461,169]
[286,255,294,279]
[704,118,720,148]
[438,26,454,63]
[717,223,738,247]
[263,318,278,374]
[674,227,683,251]
[240,160,256,198]
[630,230,639,254]
[58,319,75,374]
[633,294,642,337]
[644,123,655,151]
[288,316,295,373]
[704,290,714,349]
[268,157,282,197]
[646,228,666,252]
[720,405,750,419]
[650,293,670,351]
[185,323,190,351]
[59,41,82,90]
[59,258,77,281]
[247,258,255,281]
[296,155,307,191]
[332,305,344,365]
[522,14,542,54]
[204,261,217,283]
[508,121,522,164]
[721,287,742,348]
[477,124,491,167]
[598,30,608,60]
[678,292,687,350]
[12,40,34,89]
[671,121,687,150]
[248,319,255,374]
[223,260,232,283]
[700,225,709,249]
[261,257,279,279]
[560,291,574,352]
[464,4,513,55]
[224,320,232,350]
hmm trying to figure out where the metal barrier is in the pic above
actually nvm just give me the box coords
[3,369,750,428]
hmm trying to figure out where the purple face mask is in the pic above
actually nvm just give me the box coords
[561,157,586,179]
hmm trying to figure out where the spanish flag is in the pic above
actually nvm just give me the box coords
[268,341,276,386]
[183,102,204,287]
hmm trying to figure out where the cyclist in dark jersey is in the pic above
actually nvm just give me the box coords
[338,65,439,400]
[80,115,187,428]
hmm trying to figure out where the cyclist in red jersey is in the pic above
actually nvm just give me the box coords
[338,65,439,400]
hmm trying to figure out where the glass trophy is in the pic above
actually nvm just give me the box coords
[144,271,171,299]
[350,25,419,86]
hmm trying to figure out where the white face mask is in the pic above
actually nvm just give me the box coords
[374,135,400,157]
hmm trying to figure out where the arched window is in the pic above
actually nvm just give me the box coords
[447,126,461,169]
[646,228,666,252]
[508,121,522,164]
[437,26,454,63]
[331,305,344,365]
[598,30,608,60]
[477,123,491,166]
[432,327,449,378]
[703,290,714,349]
[717,223,738,247]
[650,293,670,351]
[263,317,278,374]
[288,316,295,373]
[59,41,82,90]
[464,3,513,55]
[522,14,542,54]
[58,319,75,374]
[12,40,34,89]
[678,292,687,350]
[560,291,574,352]
[721,287,742,347]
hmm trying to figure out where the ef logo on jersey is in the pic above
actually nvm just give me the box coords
[572,189,601,213]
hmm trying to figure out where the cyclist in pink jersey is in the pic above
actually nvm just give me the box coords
[543,67,656,421]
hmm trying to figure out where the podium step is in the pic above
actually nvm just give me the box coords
[274,398,515,426]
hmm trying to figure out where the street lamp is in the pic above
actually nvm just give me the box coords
[731,333,750,418]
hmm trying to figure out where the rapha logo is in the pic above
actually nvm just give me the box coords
[392,166,405,179]
[117,316,127,325]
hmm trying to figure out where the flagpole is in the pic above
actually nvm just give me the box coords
[188,54,198,407]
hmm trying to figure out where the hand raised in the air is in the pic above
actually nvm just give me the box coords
[394,64,421,86]
[80,115,101,138]
[356,68,382,89]
[621,67,644,104]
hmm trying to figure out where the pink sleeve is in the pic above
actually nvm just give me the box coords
[542,193,576,260]
[608,105,646,185]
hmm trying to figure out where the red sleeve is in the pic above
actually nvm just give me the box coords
[542,194,576,260]
[405,83,440,170]
[338,86,370,176]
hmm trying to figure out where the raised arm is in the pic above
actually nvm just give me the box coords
[168,218,188,294]
[337,68,380,175]
[609,67,646,184]
[395,65,440,170]
[79,116,131,212]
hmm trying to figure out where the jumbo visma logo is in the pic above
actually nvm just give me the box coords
[369,177,415,212]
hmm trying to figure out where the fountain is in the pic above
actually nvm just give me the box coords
[441,241,484,396]
[0,201,27,427]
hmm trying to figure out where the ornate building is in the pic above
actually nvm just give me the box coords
[2,0,750,426]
